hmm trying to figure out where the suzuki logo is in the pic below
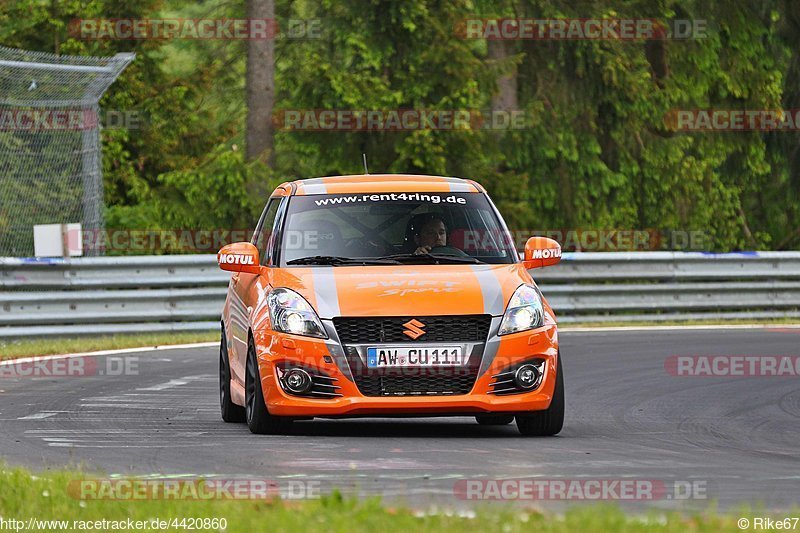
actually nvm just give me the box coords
[402,319,426,340]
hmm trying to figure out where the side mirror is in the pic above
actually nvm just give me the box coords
[217,242,261,274]
[522,237,562,269]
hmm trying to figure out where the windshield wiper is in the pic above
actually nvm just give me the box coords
[378,253,483,264]
[286,255,401,266]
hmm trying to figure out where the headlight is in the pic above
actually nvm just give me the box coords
[267,288,328,339]
[498,284,543,335]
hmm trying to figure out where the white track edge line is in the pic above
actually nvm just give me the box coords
[0,342,218,367]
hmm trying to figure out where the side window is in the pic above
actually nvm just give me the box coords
[254,199,281,266]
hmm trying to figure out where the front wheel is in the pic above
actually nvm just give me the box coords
[516,353,564,436]
[245,340,293,435]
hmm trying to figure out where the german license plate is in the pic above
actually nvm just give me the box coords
[366,346,464,368]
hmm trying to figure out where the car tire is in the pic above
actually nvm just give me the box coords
[516,353,564,436]
[245,338,293,435]
[475,415,515,425]
[220,329,245,423]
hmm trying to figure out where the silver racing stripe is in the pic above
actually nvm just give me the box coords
[311,267,341,319]
[321,320,353,382]
[446,178,474,193]
[470,266,507,376]
[479,317,504,376]
[470,265,507,316]
[301,178,327,195]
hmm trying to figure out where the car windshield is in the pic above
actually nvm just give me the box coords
[279,192,517,265]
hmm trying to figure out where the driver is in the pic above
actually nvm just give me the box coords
[412,214,448,255]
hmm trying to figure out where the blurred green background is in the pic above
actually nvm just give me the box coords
[2,0,799,252]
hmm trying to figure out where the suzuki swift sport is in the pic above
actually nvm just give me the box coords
[217,174,564,436]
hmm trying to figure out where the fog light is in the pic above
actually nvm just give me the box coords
[284,368,312,394]
[514,364,540,390]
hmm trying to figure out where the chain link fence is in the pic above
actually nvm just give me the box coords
[0,46,133,257]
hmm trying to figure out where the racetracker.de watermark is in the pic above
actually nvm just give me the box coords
[0,356,138,378]
[68,18,322,40]
[273,109,528,131]
[456,18,708,40]
[666,109,800,131]
[79,229,255,254]
[72,228,710,254]
[0,109,142,131]
[665,355,800,377]
[68,478,320,500]
[488,229,709,252]
[454,478,708,500]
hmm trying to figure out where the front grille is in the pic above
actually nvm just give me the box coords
[354,371,477,396]
[333,315,488,397]
[333,315,491,344]
[342,347,481,396]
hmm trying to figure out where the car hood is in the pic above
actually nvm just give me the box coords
[271,264,533,319]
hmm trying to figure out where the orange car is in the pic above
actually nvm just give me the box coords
[217,174,564,436]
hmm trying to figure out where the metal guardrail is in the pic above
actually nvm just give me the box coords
[2,252,800,338]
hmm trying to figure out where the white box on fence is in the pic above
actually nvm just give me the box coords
[33,223,83,257]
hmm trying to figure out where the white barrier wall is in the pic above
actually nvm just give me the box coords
[2,252,800,337]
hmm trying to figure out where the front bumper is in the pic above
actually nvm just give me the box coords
[253,319,559,418]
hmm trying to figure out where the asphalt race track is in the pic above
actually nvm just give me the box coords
[1,328,798,511]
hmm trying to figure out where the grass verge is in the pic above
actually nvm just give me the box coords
[561,317,800,328]
[0,466,770,532]
[0,331,217,361]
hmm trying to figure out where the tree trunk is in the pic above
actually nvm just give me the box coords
[488,40,518,111]
[245,0,275,167]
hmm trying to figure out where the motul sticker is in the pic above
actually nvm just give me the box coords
[219,254,255,265]
[532,248,561,259]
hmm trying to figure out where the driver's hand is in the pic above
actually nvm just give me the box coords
[413,245,431,255]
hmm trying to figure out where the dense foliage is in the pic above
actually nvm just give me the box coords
[2,0,799,251]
